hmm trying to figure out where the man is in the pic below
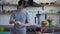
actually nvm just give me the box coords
[9,0,30,34]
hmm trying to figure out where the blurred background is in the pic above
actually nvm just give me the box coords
[0,0,60,34]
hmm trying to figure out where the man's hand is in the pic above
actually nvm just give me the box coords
[15,21,22,26]
[22,23,30,27]
[25,23,30,26]
[15,21,30,27]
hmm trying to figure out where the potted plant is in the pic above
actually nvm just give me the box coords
[47,17,54,27]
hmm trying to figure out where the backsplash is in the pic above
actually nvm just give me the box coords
[0,6,60,26]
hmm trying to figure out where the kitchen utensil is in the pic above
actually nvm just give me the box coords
[35,11,41,24]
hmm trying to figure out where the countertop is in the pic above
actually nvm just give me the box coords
[0,24,60,29]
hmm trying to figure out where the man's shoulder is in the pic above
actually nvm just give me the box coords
[24,11,29,15]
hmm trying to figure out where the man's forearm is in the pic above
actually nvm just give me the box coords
[9,19,15,24]
[10,19,30,27]
[21,23,30,27]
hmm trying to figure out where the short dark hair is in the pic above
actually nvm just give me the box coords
[18,0,26,7]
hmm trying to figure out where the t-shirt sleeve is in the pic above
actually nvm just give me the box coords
[26,12,30,23]
[10,13,15,19]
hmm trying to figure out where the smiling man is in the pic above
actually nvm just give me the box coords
[9,0,30,34]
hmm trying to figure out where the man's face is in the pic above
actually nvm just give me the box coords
[18,5,25,10]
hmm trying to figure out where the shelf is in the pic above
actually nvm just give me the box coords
[45,4,60,7]
[0,10,13,14]
[0,12,60,15]
[3,4,17,6]
[40,4,60,7]
[0,3,60,7]
[0,4,17,6]
[40,2,60,7]
[42,13,60,15]
[0,13,12,15]
[0,12,12,15]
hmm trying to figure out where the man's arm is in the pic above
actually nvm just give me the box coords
[9,13,23,26]
[9,13,15,24]
[9,13,22,25]
[21,12,30,27]
[9,12,30,27]
[21,22,30,27]
[9,18,15,24]
[9,18,23,26]
[9,17,30,27]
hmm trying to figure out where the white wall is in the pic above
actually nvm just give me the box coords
[3,6,17,10]
[0,14,11,25]
[0,6,60,26]
[25,7,60,26]
[5,0,19,4]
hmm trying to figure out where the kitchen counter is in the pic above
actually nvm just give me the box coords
[0,24,60,29]
[0,24,60,33]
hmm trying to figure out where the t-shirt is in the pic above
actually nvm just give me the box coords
[10,9,30,34]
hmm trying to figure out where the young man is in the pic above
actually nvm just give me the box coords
[9,0,30,34]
